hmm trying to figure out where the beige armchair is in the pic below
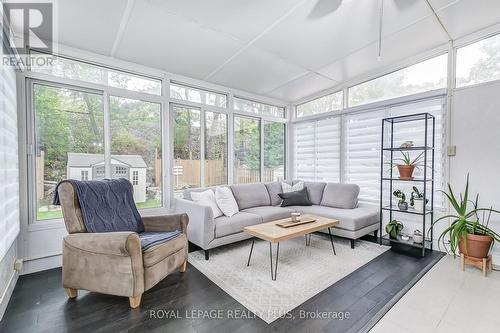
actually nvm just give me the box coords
[57,182,189,308]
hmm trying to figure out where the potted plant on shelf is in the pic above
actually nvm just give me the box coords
[392,151,424,180]
[433,175,500,258]
[410,186,429,211]
[386,220,404,239]
[393,190,408,210]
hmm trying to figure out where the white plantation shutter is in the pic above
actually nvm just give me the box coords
[315,117,341,181]
[0,56,19,260]
[343,97,446,206]
[343,109,386,204]
[294,96,446,206]
[388,99,446,208]
[294,117,341,182]
[294,122,316,180]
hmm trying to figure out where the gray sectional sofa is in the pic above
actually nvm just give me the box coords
[174,180,380,260]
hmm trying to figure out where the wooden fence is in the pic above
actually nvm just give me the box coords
[173,159,283,188]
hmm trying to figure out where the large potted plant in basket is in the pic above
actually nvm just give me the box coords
[433,175,500,258]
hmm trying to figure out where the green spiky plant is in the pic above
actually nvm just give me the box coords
[392,151,425,168]
[432,174,500,256]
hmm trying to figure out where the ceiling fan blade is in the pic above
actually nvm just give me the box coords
[308,0,343,19]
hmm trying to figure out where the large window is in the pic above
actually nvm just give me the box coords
[344,99,445,205]
[205,112,228,186]
[294,99,445,206]
[348,54,448,107]
[172,105,201,196]
[234,97,285,118]
[294,117,341,182]
[234,116,261,184]
[110,97,162,209]
[34,84,104,220]
[263,122,285,182]
[170,82,227,108]
[456,33,500,88]
[296,91,343,118]
[30,51,162,95]
[342,109,387,204]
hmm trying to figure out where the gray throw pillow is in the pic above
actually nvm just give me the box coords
[278,188,313,207]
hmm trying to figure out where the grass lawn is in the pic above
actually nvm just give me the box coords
[37,210,64,221]
[37,199,162,221]
[136,199,162,209]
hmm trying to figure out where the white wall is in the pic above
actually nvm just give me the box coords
[0,241,18,321]
[0,45,20,320]
[450,80,500,263]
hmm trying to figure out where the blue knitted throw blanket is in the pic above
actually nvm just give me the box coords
[53,179,181,250]
[53,178,145,233]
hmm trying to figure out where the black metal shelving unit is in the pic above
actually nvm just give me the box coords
[379,113,435,257]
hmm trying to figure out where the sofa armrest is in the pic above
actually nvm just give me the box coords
[142,213,188,234]
[62,232,144,297]
[174,198,214,249]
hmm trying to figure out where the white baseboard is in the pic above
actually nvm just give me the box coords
[21,255,62,275]
[0,270,19,321]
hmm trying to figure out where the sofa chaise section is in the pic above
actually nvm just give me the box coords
[288,204,379,248]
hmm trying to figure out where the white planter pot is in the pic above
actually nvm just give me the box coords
[413,199,424,212]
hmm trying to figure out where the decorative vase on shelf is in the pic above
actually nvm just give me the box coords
[413,230,423,244]
[398,201,408,211]
[413,198,424,212]
[397,165,415,180]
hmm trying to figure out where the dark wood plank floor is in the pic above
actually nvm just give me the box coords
[0,237,444,333]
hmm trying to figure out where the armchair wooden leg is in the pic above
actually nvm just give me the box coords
[180,260,187,273]
[129,294,142,309]
[65,288,78,299]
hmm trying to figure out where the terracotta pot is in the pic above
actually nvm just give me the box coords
[458,233,493,258]
[397,165,415,180]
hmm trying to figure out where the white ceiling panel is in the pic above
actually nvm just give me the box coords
[148,0,304,43]
[434,0,500,39]
[115,1,243,80]
[318,16,448,84]
[254,0,380,70]
[49,0,127,55]
[382,0,432,36]
[253,0,442,71]
[267,72,337,102]
[208,46,308,95]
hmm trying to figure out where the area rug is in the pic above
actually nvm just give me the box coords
[188,235,390,323]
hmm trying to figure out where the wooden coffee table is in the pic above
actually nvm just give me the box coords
[243,214,339,280]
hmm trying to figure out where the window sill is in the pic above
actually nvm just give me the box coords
[29,206,174,232]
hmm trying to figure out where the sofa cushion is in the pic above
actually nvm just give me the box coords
[183,187,215,200]
[321,183,360,209]
[191,190,223,218]
[289,205,379,231]
[230,183,271,210]
[142,233,187,268]
[294,180,326,205]
[215,186,239,217]
[281,181,304,193]
[214,212,262,238]
[265,182,283,206]
[278,188,313,207]
[242,206,294,223]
